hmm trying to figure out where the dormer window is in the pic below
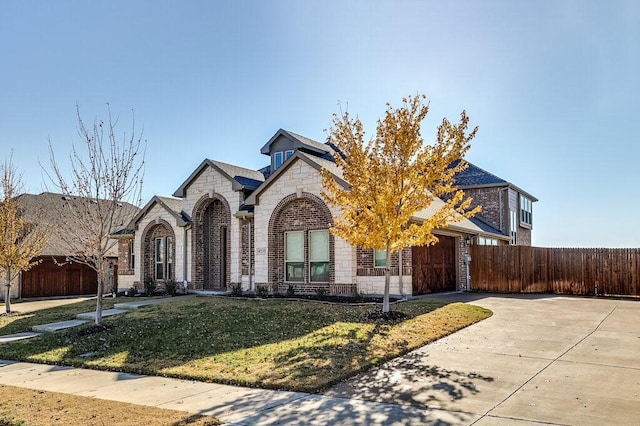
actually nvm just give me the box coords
[285,150,294,160]
[274,152,283,170]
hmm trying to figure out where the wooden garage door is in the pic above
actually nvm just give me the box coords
[412,235,457,295]
[21,257,98,298]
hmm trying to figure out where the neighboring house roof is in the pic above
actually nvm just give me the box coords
[132,195,191,228]
[260,128,333,157]
[16,192,139,257]
[453,160,538,201]
[469,216,506,236]
[244,151,348,207]
[173,159,265,197]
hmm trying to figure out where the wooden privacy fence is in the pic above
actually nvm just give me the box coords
[470,246,640,296]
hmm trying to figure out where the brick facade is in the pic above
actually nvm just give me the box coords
[267,192,334,294]
[192,194,231,290]
[140,219,175,290]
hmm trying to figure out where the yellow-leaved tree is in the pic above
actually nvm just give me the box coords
[321,94,480,313]
[0,157,47,313]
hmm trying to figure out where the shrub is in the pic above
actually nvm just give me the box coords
[126,286,137,297]
[285,284,296,297]
[144,276,157,296]
[256,285,269,299]
[165,279,178,297]
[230,282,243,297]
[315,288,328,300]
[354,291,366,303]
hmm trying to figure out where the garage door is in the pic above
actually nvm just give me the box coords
[21,257,98,298]
[412,235,457,295]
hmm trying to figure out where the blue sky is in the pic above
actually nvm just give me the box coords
[1,1,638,248]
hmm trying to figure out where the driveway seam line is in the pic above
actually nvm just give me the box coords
[470,303,618,425]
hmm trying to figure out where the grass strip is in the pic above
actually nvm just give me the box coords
[0,296,491,392]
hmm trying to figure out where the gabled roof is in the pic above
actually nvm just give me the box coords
[260,129,332,157]
[245,151,348,206]
[173,159,265,197]
[132,195,191,227]
[452,160,507,187]
[16,192,139,256]
[411,196,510,240]
[453,160,538,201]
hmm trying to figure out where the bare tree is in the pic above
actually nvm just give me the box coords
[45,104,145,326]
[0,156,48,314]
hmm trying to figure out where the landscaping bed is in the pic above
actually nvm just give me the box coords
[0,296,492,393]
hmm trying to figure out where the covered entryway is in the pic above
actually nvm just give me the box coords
[193,195,231,290]
[411,235,457,295]
[21,257,98,298]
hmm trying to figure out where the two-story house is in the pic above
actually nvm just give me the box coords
[117,129,534,297]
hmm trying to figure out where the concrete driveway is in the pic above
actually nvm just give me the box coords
[325,293,640,425]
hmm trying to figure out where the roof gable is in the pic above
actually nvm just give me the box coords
[245,151,348,206]
[260,129,331,156]
[133,195,190,227]
[173,159,265,197]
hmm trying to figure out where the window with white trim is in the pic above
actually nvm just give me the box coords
[129,240,135,270]
[274,152,283,170]
[510,210,518,245]
[285,150,294,160]
[285,231,304,281]
[309,230,329,282]
[154,236,174,280]
[374,249,387,267]
[520,195,533,226]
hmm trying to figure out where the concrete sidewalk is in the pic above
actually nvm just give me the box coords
[1,297,178,343]
[0,359,451,425]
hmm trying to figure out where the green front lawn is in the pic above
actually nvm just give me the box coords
[0,296,491,392]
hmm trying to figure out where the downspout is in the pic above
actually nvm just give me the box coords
[398,249,405,299]
[183,226,189,291]
[248,219,253,291]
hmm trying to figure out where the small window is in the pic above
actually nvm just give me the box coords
[510,210,518,245]
[155,237,165,280]
[309,230,329,282]
[284,150,294,160]
[274,152,283,170]
[520,195,533,226]
[285,231,304,281]
[374,249,387,267]
[128,240,135,270]
[167,237,174,281]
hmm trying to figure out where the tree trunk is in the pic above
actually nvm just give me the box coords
[95,270,104,326]
[382,244,391,313]
[4,268,11,314]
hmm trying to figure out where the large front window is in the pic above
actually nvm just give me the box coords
[284,229,330,282]
[309,230,329,282]
[285,231,304,281]
[154,236,174,280]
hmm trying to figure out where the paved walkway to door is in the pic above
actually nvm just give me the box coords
[325,293,640,425]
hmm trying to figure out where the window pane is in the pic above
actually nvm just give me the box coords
[286,262,304,281]
[155,238,164,263]
[285,231,304,261]
[129,240,135,269]
[374,249,387,267]
[274,152,283,169]
[156,262,164,280]
[309,230,329,262]
[310,262,329,282]
[167,237,174,264]
[285,150,294,160]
